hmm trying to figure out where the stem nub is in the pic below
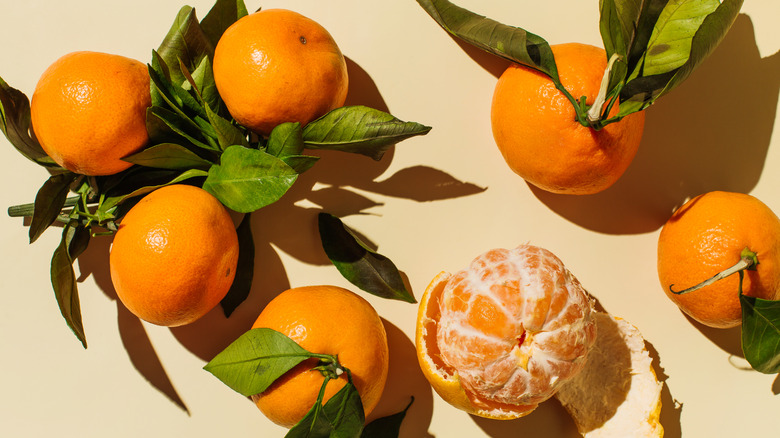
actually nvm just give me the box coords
[669,248,759,295]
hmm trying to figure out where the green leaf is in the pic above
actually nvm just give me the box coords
[302,106,431,161]
[157,6,215,87]
[361,397,414,438]
[318,213,416,303]
[123,143,214,170]
[147,106,218,152]
[190,55,220,111]
[287,381,365,438]
[204,327,315,397]
[282,155,320,174]
[221,213,254,317]
[643,0,720,76]
[101,168,208,212]
[415,0,559,80]
[51,221,91,348]
[267,122,305,158]
[148,55,209,123]
[0,76,58,167]
[200,0,249,47]
[741,293,780,374]
[202,145,298,213]
[204,102,249,149]
[29,172,77,243]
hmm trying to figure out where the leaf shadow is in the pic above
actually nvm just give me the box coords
[528,14,780,234]
[75,234,189,414]
[369,319,434,438]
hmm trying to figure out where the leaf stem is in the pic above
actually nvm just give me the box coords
[670,248,759,295]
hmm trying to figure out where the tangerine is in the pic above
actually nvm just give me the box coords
[213,9,348,136]
[490,43,645,195]
[657,191,780,328]
[109,184,239,327]
[415,244,597,419]
[251,285,389,428]
[30,51,151,176]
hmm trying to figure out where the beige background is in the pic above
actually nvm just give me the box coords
[1,0,779,436]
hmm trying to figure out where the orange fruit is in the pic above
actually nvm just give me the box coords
[657,191,780,328]
[250,285,389,428]
[30,51,151,176]
[490,43,645,195]
[109,184,239,327]
[415,244,597,419]
[213,9,348,136]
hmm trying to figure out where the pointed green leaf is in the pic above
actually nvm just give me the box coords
[147,106,218,151]
[190,55,220,111]
[741,294,780,374]
[203,145,298,213]
[361,397,414,438]
[200,0,250,47]
[0,76,58,167]
[101,168,208,212]
[415,0,558,80]
[318,213,415,303]
[51,221,91,348]
[157,6,215,87]
[221,213,254,317]
[302,106,431,161]
[204,102,249,149]
[287,381,365,438]
[123,143,214,170]
[29,172,77,243]
[267,122,305,158]
[204,327,315,397]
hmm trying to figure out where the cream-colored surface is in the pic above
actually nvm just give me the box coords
[1,1,779,437]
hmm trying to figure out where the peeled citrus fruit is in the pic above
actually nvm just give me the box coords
[251,285,389,428]
[556,312,664,437]
[415,244,597,419]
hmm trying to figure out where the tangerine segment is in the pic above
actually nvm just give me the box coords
[416,245,597,419]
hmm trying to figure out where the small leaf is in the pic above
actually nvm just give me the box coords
[267,122,305,158]
[157,6,215,87]
[318,213,415,303]
[204,102,249,149]
[190,55,220,111]
[741,293,780,374]
[302,106,431,161]
[29,172,77,243]
[0,76,58,167]
[123,143,214,170]
[51,221,91,348]
[200,0,249,47]
[221,213,254,317]
[415,0,559,80]
[287,381,365,438]
[204,327,315,397]
[202,145,298,213]
[147,106,218,151]
[361,397,414,438]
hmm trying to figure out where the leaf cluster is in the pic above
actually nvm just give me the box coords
[1,0,430,348]
[416,0,743,129]
[204,328,413,437]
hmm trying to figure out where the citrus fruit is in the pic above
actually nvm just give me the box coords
[415,244,597,419]
[490,43,645,195]
[30,51,151,176]
[657,191,780,328]
[213,8,348,136]
[109,184,239,327]
[250,285,389,428]
[556,312,664,437]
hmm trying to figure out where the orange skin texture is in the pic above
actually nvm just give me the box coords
[30,51,151,176]
[490,43,645,195]
[251,286,389,428]
[416,245,596,420]
[658,191,780,328]
[109,185,239,327]
[213,9,348,136]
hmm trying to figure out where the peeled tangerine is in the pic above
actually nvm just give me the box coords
[416,244,664,436]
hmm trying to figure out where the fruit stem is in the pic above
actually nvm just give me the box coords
[7,196,80,218]
[670,248,759,295]
[586,53,622,126]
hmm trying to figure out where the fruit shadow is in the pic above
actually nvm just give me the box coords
[529,14,780,235]
[73,57,483,417]
[453,14,780,235]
